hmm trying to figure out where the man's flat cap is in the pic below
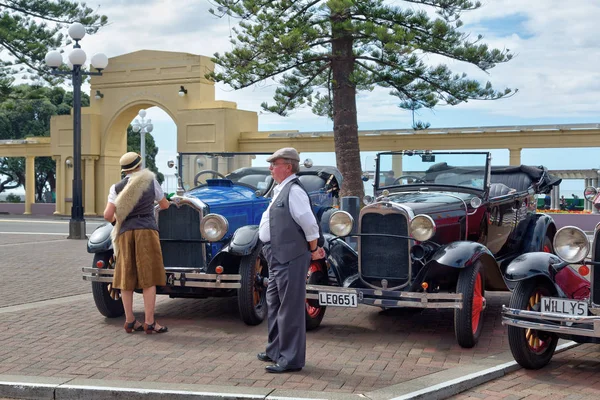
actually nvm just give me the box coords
[266,147,300,162]
[120,152,142,172]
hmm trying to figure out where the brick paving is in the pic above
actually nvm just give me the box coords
[0,233,558,397]
[451,344,600,400]
[0,234,90,307]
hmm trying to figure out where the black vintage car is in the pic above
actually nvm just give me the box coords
[306,151,561,348]
[83,152,341,327]
[502,187,600,369]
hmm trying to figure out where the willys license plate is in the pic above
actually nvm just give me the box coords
[541,296,588,316]
[318,292,358,307]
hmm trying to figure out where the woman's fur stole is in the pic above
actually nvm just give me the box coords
[111,169,155,257]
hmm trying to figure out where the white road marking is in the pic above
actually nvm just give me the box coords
[0,232,67,235]
[0,219,103,225]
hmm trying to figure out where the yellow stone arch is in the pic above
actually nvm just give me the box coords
[49,50,258,216]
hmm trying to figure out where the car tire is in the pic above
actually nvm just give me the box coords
[237,248,268,326]
[454,260,485,348]
[507,278,558,369]
[91,252,124,318]
[306,261,327,331]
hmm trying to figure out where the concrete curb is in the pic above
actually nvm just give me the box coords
[384,341,580,400]
[0,342,581,400]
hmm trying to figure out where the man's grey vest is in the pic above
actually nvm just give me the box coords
[115,177,158,234]
[269,178,313,264]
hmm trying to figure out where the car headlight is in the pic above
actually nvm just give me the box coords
[200,214,229,241]
[329,211,354,237]
[410,215,436,241]
[553,226,589,263]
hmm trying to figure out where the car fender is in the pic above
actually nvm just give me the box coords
[430,241,496,269]
[323,233,357,287]
[87,222,113,253]
[504,252,565,290]
[227,225,260,257]
[524,214,557,253]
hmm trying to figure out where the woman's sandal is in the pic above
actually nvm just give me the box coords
[143,322,168,334]
[124,320,144,333]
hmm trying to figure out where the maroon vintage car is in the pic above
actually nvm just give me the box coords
[306,151,561,348]
[502,186,600,369]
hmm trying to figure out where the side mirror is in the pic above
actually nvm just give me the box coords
[303,158,313,168]
[361,172,369,182]
[167,160,175,169]
[584,186,598,202]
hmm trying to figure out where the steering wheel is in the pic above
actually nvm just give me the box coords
[194,170,226,186]
[393,175,425,184]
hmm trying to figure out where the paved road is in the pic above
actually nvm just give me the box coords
[0,221,599,399]
[0,217,104,235]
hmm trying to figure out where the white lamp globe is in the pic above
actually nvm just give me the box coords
[146,123,154,133]
[68,48,87,66]
[66,59,73,70]
[44,51,63,68]
[90,53,108,70]
[138,109,147,118]
[68,23,86,40]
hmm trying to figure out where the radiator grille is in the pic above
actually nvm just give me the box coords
[360,212,410,283]
[158,205,205,269]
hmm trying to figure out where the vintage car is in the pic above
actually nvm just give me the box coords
[306,150,561,348]
[83,152,341,326]
[502,186,600,369]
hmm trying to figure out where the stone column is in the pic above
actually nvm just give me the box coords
[83,156,98,216]
[24,156,35,215]
[509,148,522,166]
[584,179,591,211]
[550,188,556,210]
[52,155,64,215]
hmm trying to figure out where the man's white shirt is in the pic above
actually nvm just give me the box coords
[258,174,319,243]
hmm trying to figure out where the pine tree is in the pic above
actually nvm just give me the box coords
[0,1,107,81]
[208,0,514,198]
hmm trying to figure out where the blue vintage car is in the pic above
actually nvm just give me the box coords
[83,152,342,326]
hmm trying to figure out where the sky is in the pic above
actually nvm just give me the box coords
[29,1,600,195]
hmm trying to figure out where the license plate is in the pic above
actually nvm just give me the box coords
[541,296,588,316]
[318,292,358,307]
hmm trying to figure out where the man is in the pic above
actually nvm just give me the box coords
[384,170,395,186]
[569,193,579,211]
[103,152,170,334]
[257,147,326,373]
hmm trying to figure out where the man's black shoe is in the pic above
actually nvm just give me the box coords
[256,352,273,362]
[265,363,302,373]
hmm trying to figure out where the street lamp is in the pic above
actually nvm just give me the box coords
[45,22,108,240]
[131,110,154,169]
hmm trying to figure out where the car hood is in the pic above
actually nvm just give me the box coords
[185,181,261,206]
[385,191,473,215]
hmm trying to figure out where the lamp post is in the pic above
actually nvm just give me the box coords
[131,110,153,169]
[45,22,108,239]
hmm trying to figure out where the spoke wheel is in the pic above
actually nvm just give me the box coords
[305,262,327,331]
[454,260,486,348]
[542,235,553,253]
[91,252,124,318]
[238,247,268,326]
[507,279,558,369]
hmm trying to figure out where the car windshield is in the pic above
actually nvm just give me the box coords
[175,153,273,194]
[376,151,489,191]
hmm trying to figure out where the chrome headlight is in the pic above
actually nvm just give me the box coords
[363,195,374,206]
[329,211,354,237]
[200,214,229,241]
[553,226,589,263]
[410,215,436,241]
